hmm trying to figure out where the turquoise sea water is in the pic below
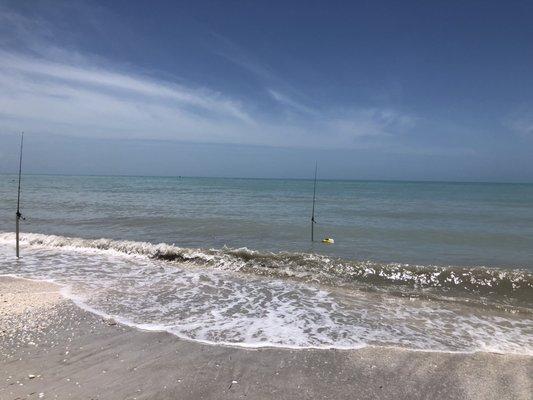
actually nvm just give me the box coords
[1,174,532,268]
[0,174,532,352]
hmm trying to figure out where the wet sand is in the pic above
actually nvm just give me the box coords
[1,276,531,400]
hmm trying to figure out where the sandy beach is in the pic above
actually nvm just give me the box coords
[0,276,530,400]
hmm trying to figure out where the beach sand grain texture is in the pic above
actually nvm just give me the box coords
[0,276,531,400]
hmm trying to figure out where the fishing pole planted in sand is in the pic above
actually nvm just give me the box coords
[310,162,334,244]
[16,132,25,258]
[311,161,317,242]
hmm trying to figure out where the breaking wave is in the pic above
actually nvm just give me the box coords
[1,231,531,308]
[1,231,532,354]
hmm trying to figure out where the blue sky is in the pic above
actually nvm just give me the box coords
[0,0,532,181]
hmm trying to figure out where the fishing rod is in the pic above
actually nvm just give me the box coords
[16,132,24,258]
[310,162,334,244]
[311,161,317,241]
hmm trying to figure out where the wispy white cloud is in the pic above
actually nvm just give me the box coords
[0,50,252,122]
[205,30,417,143]
[0,50,261,143]
[0,5,418,150]
[210,32,319,116]
[266,89,316,115]
[0,47,418,149]
[328,108,416,138]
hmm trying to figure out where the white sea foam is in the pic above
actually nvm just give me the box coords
[0,232,532,354]
[1,232,531,298]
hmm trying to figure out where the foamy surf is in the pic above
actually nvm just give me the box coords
[1,231,532,354]
[1,232,531,303]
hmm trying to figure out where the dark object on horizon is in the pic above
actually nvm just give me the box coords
[16,132,24,258]
[311,162,317,241]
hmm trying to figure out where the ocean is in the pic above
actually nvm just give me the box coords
[0,174,532,353]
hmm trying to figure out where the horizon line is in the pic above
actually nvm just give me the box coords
[0,172,532,185]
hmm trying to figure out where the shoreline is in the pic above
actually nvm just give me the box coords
[1,276,531,400]
[6,274,522,356]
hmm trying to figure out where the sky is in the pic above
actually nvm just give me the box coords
[0,0,532,181]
